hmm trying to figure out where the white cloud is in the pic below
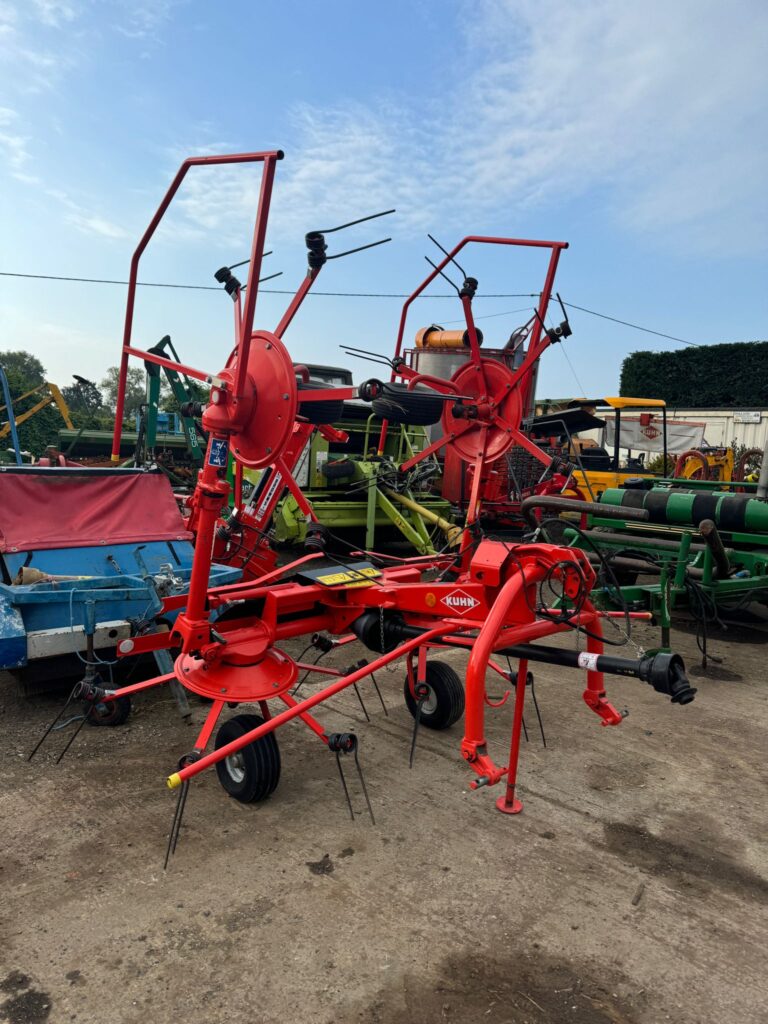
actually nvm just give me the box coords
[31,0,77,27]
[0,106,31,169]
[65,210,128,239]
[40,184,128,238]
[164,0,768,256]
[114,0,181,40]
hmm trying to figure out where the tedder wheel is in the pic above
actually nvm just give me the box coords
[735,447,762,483]
[674,449,710,480]
[403,661,465,730]
[372,382,444,426]
[297,379,345,425]
[214,713,281,803]
[87,695,132,727]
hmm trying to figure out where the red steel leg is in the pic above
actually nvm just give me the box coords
[496,658,528,815]
[193,700,226,751]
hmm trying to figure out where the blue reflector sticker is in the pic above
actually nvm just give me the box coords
[208,439,229,467]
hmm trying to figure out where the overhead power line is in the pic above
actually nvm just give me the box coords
[562,301,697,347]
[0,271,536,300]
[0,270,699,347]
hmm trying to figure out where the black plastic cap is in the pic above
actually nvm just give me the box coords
[640,652,697,705]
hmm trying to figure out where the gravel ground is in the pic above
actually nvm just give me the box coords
[1,617,766,1024]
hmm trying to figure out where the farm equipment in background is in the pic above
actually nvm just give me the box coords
[0,466,240,704]
[0,372,75,464]
[133,334,205,478]
[561,478,768,660]
[29,150,696,859]
[0,365,25,465]
[673,444,763,483]
[270,402,457,554]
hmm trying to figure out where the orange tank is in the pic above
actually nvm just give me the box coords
[415,325,484,349]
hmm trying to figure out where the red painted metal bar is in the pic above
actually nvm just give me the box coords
[169,623,456,787]
[274,269,319,339]
[104,671,178,700]
[275,455,317,519]
[193,700,225,751]
[234,459,243,509]
[378,234,567,455]
[112,149,283,461]
[278,691,329,742]
[293,662,343,677]
[504,245,564,405]
[398,420,473,473]
[495,658,528,814]
[461,565,601,784]
[123,346,213,384]
[233,154,279,394]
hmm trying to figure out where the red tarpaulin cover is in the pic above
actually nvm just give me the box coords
[0,469,193,552]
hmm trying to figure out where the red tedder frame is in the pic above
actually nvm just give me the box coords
[76,150,696,852]
[376,236,567,532]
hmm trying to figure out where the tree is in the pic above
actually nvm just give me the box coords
[62,375,103,413]
[620,341,768,406]
[0,349,46,385]
[1,365,63,456]
[100,365,146,420]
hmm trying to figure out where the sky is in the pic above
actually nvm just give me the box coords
[1,0,767,401]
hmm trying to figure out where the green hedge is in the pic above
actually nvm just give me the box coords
[620,341,768,407]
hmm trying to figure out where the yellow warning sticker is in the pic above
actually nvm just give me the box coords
[314,567,381,587]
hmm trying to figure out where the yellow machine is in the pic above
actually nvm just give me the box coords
[0,381,74,440]
[533,397,667,500]
[675,445,762,483]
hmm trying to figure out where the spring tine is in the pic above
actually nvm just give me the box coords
[352,683,370,722]
[530,679,547,748]
[370,672,388,716]
[522,715,529,744]
[353,746,375,825]
[409,699,424,769]
[335,751,355,821]
[170,781,190,857]
[164,780,189,871]
[28,685,77,761]
[54,702,95,764]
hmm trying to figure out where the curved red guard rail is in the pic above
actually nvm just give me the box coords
[111,150,283,462]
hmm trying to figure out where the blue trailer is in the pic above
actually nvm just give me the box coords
[0,466,240,698]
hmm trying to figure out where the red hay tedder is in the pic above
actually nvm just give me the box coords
[34,151,696,862]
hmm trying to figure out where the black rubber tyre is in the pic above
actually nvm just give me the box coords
[403,660,464,730]
[372,383,444,426]
[298,379,345,425]
[86,695,132,727]
[322,458,356,480]
[214,713,281,803]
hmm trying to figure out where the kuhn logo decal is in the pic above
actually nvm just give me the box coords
[441,589,480,615]
[641,424,660,440]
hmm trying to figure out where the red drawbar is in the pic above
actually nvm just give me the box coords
[0,469,192,552]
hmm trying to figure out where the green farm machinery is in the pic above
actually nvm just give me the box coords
[559,477,768,661]
[272,400,458,554]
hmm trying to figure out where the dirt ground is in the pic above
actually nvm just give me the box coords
[1,617,767,1024]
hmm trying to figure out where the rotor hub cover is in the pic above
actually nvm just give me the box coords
[175,622,298,701]
[441,358,522,464]
[224,330,298,469]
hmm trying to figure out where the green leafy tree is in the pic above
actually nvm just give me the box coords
[100,365,146,421]
[63,375,103,413]
[620,341,768,406]
[1,365,63,457]
[0,349,46,385]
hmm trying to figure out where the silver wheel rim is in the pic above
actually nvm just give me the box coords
[225,751,246,783]
[420,685,438,716]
